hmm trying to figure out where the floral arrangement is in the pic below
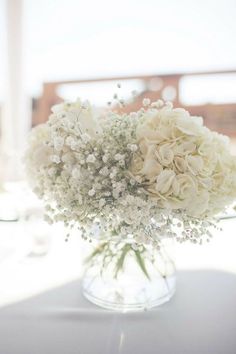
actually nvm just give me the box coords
[25,98,236,249]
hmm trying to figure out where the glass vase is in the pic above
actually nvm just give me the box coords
[82,240,176,311]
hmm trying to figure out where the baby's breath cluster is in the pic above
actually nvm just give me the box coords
[25,98,236,247]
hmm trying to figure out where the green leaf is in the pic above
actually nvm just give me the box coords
[114,244,130,278]
[134,250,150,280]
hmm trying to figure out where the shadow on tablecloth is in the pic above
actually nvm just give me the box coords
[0,270,236,354]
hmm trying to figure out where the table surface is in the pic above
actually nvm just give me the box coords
[0,194,236,354]
[0,270,236,354]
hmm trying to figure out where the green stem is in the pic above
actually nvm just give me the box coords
[114,244,131,278]
[85,242,152,280]
[134,249,150,280]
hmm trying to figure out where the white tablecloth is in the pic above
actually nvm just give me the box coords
[0,213,236,354]
[0,270,236,354]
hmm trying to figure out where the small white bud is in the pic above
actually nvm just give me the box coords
[99,199,106,207]
[88,189,96,197]
[142,98,151,107]
[102,155,109,163]
[127,144,138,152]
[114,153,124,161]
[86,154,96,163]
[50,155,60,164]
[151,99,164,108]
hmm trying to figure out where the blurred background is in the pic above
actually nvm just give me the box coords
[1,0,236,181]
[0,0,236,307]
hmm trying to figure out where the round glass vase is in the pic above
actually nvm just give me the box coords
[82,240,176,311]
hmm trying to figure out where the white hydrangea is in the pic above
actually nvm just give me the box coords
[130,103,236,218]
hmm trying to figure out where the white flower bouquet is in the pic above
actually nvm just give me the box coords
[25,97,236,309]
[25,98,236,246]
